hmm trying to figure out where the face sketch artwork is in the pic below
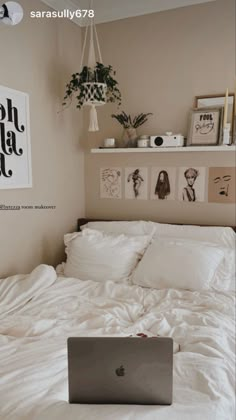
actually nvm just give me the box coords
[127,169,144,198]
[155,170,170,200]
[208,167,235,204]
[214,174,232,197]
[101,168,121,198]
[182,168,199,202]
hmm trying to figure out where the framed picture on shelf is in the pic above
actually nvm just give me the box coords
[195,93,235,138]
[187,107,222,146]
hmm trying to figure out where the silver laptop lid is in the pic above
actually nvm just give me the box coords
[67,337,173,405]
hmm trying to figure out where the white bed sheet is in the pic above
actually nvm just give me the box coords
[0,265,235,420]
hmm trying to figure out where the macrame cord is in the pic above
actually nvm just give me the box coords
[80,0,106,131]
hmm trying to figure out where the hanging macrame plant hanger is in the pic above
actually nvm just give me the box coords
[80,1,106,132]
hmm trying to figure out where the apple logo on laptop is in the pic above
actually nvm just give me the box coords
[115,365,125,377]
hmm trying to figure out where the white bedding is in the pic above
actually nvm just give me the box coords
[0,264,235,420]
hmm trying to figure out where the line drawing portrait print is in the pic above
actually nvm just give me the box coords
[208,167,236,204]
[100,168,121,199]
[125,167,148,200]
[151,167,176,201]
[182,168,199,202]
[178,167,206,202]
[127,168,144,198]
[155,170,170,200]
[214,174,231,197]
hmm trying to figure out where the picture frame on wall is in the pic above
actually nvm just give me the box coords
[208,167,236,204]
[187,107,222,146]
[100,167,122,199]
[150,167,177,201]
[177,167,206,202]
[195,93,235,139]
[0,85,32,189]
[125,167,148,200]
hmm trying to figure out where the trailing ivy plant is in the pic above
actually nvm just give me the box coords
[111,111,153,129]
[63,62,122,109]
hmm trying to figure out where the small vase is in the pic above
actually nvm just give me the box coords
[125,128,138,147]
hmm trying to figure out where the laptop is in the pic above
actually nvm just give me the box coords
[67,337,173,405]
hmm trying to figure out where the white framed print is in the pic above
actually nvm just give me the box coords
[125,167,148,200]
[0,86,32,189]
[178,167,206,202]
[100,167,122,199]
[150,167,177,200]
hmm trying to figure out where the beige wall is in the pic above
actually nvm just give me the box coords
[0,0,235,276]
[0,0,85,276]
[85,0,236,226]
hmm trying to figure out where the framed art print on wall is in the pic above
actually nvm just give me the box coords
[125,167,148,200]
[195,93,235,138]
[208,167,236,204]
[150,167,177,200]
[0,85,32,189]
[178,167,206,202]
[100,167,122,199]
[187,107,222,146]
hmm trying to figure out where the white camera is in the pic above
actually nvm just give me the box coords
[150,132,184,147]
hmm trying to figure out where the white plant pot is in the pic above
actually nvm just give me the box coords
[82,82,107,106]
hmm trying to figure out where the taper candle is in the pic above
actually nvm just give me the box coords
[223,88,229,128]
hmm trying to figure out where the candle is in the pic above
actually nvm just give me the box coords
[223,88,228,128]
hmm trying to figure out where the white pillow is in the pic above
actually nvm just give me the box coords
[153,224,235,291]
[131,237,225,291]
[153,223,235,249]
[63,229,151,282]
[81,221,156,236]
[81,221,235,249]
[80,222,235,289]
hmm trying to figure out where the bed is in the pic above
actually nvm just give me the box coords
[0,219,235,420]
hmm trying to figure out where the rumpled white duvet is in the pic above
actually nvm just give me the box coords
[0,264,235,420]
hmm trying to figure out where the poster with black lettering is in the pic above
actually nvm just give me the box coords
[187,107,222,146]
[0,86,32,189]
